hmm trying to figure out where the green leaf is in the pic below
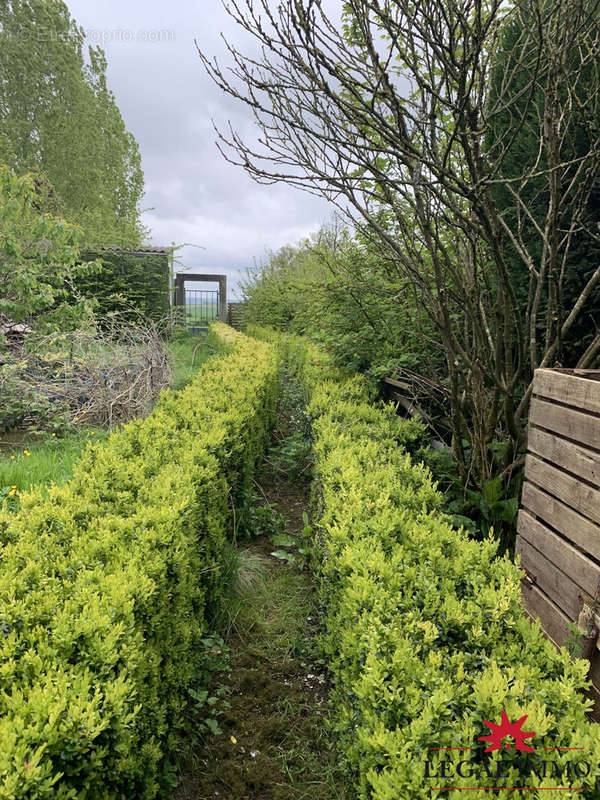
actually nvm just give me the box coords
[270,533,297,547]
[493,497,519,523]
[204,719,221,736]
[452,514,477,533]
[270,549,297,564]
[482,476,502,506]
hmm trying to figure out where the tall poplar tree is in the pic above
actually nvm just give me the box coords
[0,0,145,246]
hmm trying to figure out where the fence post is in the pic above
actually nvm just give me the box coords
[174,275,185,327]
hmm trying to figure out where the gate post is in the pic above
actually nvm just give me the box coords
[218,275,227,323]
[173,274,185,327]
[174,274,185,307]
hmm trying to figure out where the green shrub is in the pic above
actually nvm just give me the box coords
[0,323,278,799]
[255,327,600,799]
[75,249,171,322]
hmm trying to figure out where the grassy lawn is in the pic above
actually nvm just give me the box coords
[0,332,215,499]
[185,305,218,327]
[0,428,109,500]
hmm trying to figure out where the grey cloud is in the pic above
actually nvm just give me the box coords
[65,0,336,298]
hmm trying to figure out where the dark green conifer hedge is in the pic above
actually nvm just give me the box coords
[76,249,171,322]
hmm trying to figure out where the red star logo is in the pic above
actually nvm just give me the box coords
[478,711,537,752]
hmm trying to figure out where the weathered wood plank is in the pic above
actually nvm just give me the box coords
[573,370,600,380]
[534,368,600,415]
[384,377,412,392]
[585,687,600,722]
[584,685,600,722]
[529,398,600,451]
[516,528,582,619]
[521,483,600,560]
[527,427,600,488]
[525,454,600,526]
[521,582,571,648]
[522,579,600,711]
[517,510,600,600]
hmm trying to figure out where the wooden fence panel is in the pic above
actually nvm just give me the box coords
[227,302,245,329]
[527,428,600,487]
[521,482,600,560]
[517,368,600,706]
[521,583,571,648]
[525,454,600,525]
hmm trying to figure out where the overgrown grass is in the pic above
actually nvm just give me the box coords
[167,332,215,390]
[0,428,109,497]
[174,528,347,800]
[231,557,315,661]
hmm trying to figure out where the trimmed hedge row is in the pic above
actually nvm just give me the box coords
[0,323,278,799]
[250,327,600,800]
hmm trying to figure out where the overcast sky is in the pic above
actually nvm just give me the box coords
[65,0,338,299]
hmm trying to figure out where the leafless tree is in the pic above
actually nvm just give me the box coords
[198,0,600,489]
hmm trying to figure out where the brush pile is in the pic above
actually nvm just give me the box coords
[0,315,172,431]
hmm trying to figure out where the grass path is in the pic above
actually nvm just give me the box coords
[168,333,215,390]
[173,436,347,800]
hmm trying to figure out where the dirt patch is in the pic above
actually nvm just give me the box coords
[253,469,309,538]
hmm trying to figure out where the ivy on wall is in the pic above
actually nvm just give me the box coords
[75,248,171,322]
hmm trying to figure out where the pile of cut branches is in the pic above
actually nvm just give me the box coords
[0,315,172,432]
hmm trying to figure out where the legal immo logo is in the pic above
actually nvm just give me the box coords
[424,711,591,791]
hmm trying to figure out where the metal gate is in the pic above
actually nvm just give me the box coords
[185,288,219,332]
[173,273,227,333]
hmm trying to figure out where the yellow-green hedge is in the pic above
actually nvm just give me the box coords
[251,327,600,800]
[0,324,278,799]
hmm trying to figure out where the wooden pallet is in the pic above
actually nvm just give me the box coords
[517,369,600,707]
